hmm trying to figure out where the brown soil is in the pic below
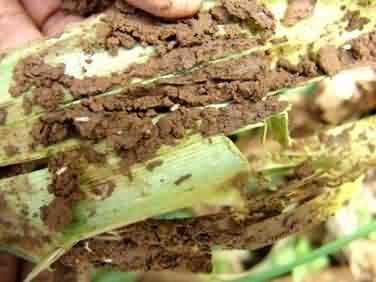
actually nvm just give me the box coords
[31,50,301,170]
[40,152,82,231]
[40,197,73,231]
[283,0,317,27]
[3,144,19,157]
[317,45,343,76]
[344,10,370,32]
[60,171,328,273]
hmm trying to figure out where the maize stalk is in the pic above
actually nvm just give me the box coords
[0,0,375,281]
[0,0,374,167]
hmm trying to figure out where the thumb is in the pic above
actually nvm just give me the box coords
[126,0,202,18]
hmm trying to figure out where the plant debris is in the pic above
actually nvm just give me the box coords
[146,160,163,171]
[174,174,192,186]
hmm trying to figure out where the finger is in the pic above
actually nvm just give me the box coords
[0,0,41,50]
[41,10,82,36]
[0,253,19,282]
[21,0,61,28]
[21,262,55,282]
[21,0,82,36]
[126,0,202,18]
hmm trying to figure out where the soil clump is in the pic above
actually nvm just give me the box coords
[283,0,317,27]
[40,152,82,231]
[344,10,370,32]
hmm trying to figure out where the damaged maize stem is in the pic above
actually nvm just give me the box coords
[0,0,376,281]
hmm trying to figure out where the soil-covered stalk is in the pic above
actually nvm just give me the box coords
[1,1,376,281]
[0,0,374,168]
[14,113,376,281]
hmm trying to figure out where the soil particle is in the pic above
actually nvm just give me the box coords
[10,56,66,98]
[32,83,65,111]
[283,0,317,27]
[47,152,82,200]
[146,159,163,171]
[0,109,7,125]
[344,10,370,31]
[174,174,192,186]
[222,0,276,31]
[3,144,19,157]
[40,197,73,231]
[317,45,343,76]
[40,152,82,231]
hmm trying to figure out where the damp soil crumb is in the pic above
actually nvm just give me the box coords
[174,174,192,186]
[40,152,83,231]
[283,0,317,27]
[40,197,73,231]
[3,145,19,157]
[317,45,342,75]
[344,10,370,31]
[146,159,163,171]
[222,0,276,31]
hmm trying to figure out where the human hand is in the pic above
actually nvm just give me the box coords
[0,253,54,282]
[0,0,202,51]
